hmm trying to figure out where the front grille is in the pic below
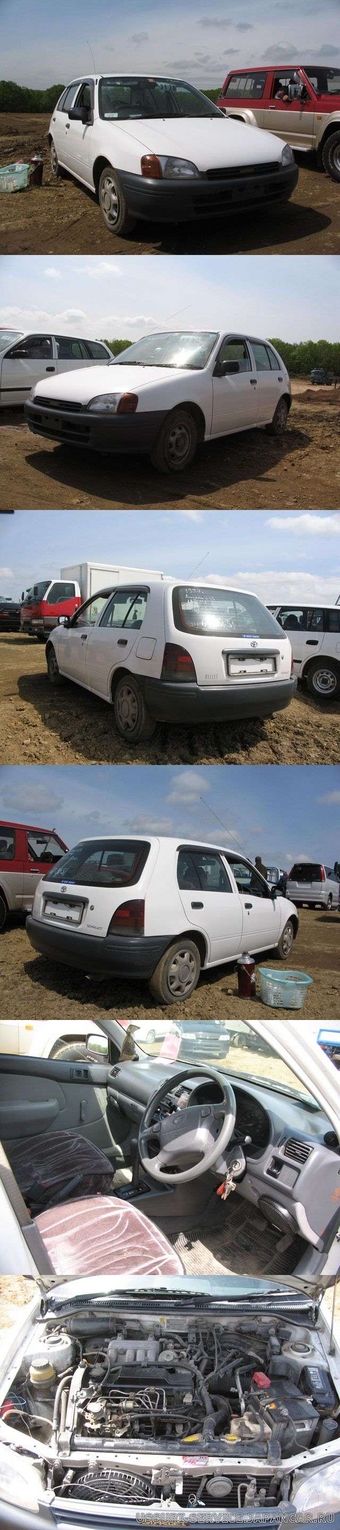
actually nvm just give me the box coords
[206,161,280,180]
[284,1137,312,1164]
[34,396,83,412]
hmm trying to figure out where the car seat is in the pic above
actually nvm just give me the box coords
[8,1130,115,1216]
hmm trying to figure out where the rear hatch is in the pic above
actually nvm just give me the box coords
[33,836,158,936]
[286,863,323,901]
[167,585,292,686]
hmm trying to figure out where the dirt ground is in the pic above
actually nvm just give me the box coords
[0,905,338,1021]
[0,1278,36,1331]
[0,114,339,255]
[0,385,339,512]
[1,631,339,765]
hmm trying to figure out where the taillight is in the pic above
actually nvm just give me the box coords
[108,899,145,935]
[161,643,197,683]
[141,154,162,179]
[320,866,326,881]
[290,649,294,675]
[117,393,138,415]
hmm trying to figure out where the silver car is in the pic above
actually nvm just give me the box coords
[286,861,340,910]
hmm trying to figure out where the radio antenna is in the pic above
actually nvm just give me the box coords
[87,40,96,71]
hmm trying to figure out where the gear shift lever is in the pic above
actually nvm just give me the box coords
[130,1136,140,1192]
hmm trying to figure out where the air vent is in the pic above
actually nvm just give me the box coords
[283,1137,312,1165]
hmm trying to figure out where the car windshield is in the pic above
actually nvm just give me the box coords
[0,329,22,351]
[25,581,50,604]
[45,838,150,887]
[98,75,222,120]
[304,66,340,95]
[112,332,219,371]
[129,1019,316,1104]
[173,586,282,637]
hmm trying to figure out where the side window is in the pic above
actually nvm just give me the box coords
[74,594,111,628]
[252,342,272,372]
[74,81,93,111]
[26,833,64,864]
[46,582,76,604]
[177,852,201,891]
[223,72,267,100]
[59,85,79,114]
[84,341,110,359]
[271,71,305,102]
[266,345,281,371]
[228,859,269,898]
[100,589,148,629]
[6,335,53,360]
[327,610,340,632]
[0,830,15,861]
[55,336,89,360]
[307,608,323,631]
[216,339,251,373]
[178,851,233,893]
[279,607,305,631]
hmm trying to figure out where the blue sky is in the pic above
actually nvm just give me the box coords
[0,764,338,869]
[0,0,339,88]
[1,255,339,348]
[1,509,339,606]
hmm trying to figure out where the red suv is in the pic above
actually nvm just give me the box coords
[0,821,68,931]
[216,66,340,180]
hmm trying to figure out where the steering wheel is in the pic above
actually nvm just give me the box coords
[138,1067,236,1185]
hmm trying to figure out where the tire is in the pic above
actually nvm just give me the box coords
[148,939,201,1005]
[322,131,340,182]
[150,408,198,474]
[98,165,136,235]
[0,893,7,933]
[277,918,295,960]
[266,397,289,437]
[50,1041,89,1061]
[146,1028,156,1045]
[326,895,333,911]
[306,658,340,703]
[113,674,156,743]
[50,140,66,179]
[47,647,64,686]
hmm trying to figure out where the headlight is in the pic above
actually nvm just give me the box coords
[88,393,120,413]
[291,1460,340,1512]
[281,144,295,165]
[141,153,198,179]
[0,1443,42,1510]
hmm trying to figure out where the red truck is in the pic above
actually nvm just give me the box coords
[20,577,82,640]
[216,65,340,180]
[0,820,68,931]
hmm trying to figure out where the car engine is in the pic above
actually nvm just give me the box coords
[2,1308,339,1512]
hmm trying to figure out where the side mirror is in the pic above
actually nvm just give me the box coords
[215,359,241,377]
[68,105,90,124]
[58,615,69,627]
[271,887,277,899]
[86,1033,109,1060]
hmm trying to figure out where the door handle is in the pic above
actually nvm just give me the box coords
[46,366,55,373]
[81,633,88,641]
[244,902,253,909]
[250,379,257,386]
[306,639,319,646]
[191,901,203,909]
[65,123,70,129]
[277,375,283,381]
[117,638,128,646]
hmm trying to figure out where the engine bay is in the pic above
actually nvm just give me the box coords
[2,1301,340,1512]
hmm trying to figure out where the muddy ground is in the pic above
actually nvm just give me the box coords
[1,386,339,511]
[0,906,338,1021]
[1,632,339,765]
[0,114,339,255]
[0,1278,36,1330]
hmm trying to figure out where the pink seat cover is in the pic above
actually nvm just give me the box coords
[36,1195,184,1276]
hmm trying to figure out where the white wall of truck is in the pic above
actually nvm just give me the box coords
[60,563,164,600]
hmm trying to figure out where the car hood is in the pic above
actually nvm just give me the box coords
[114,114,287,167]
[37,1273,324,1311]
[33,362,199,403]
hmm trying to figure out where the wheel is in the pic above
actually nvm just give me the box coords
[322,132,340,182]
[266,397,289,437]
[277,918,295,960]
[47,647,64,686]
[326,895,333,911]
[150,409,198,473]
[50,1041,89,1061]
[98,165,136,235]
[146,1028,156,1044]
[149,939,201,1004]
[113,674,156,743]
[50,140,66,179]
[0,893,7,933]
[306,658,340,702]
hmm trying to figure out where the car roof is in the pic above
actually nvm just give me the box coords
[0,328,109,342]
[73,834,246,855]
[0,819,65,834]
[90,577,272,601]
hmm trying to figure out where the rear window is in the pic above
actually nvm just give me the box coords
[45,839,150,887]
[172,586,281,639]
[0,829,15,861]
[222,72,267,100]
[290,863,322,882]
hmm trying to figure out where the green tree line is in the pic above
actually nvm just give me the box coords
[269,339,340,376]
[0,80,65,113]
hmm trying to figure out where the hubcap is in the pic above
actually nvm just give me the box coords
[282,921,293,956]
[116,684,139,732]
[312,667,337,696]
[100,175,120,226]
[167,948,197,996]
[166,422,191,464]
[51,146,58,174]
[276,400,287,431]
[331,144,340,172]
[49,655,58,680]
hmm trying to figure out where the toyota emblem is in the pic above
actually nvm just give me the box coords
[250,641,258,648]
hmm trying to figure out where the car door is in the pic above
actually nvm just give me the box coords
[54,334,101,377]
[261,69,315,149]
[63,79,95,182]
[0,334,56,405]
[58,591,113,685]
[49,82,82,165]
[277,606,324,676]
[249,340,285,424]
[211,336,259,436]
[226,856,281,950]
[219,69,268,125]
[22,830,66,906]
[177,847,243,964]
[0,1053,117,1159]
[0,826,23,909]
[85,587,150,697]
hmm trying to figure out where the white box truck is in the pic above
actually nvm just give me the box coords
[60,562,163,599]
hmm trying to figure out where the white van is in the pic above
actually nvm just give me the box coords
[0,329,111,408]
[26,835,299,1004]
[269,603,340,701]
[46,578,296,741]
[286,862,340,910]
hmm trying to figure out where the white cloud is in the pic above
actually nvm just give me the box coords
[267,514,340,538]
[166,770,210,804]
[317,792,340,805]
[0,783,63,813]
[122,814,174,834]
[0,567,13,580]
[74,263,122,279]
[44,267,62,280]
[180,510,205,523]
[206,570,340,604]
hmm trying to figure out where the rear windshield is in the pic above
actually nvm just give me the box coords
[289,863,322,882]
[45,839,150,887]
[172,586,281,638]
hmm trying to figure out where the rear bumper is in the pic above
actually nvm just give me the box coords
[25,399,167,453]
[119,163,298,222]
[141,676,297,722]
[26,916,171,979]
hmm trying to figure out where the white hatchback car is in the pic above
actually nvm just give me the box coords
[26,834,299,1004]
[0,328,111,408]
[25,329,292,473]
[269,602,340,702]
[45,578,296,740]
[48,72,298,236]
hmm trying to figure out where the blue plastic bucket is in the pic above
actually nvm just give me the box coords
[259,968,313,1010]
[0,162,30,193]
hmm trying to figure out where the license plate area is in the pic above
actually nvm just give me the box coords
[225,651,277,678]
[43,896,85,926]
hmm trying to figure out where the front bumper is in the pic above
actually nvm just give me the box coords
[141,676,297,723]
[26,916,171,979]
[25,400,167,452]
[119,162,298,222]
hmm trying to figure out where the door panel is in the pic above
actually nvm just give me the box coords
[85,589,149,695]
[241,894,281,948]
[177,848,243,962]
[0,338,56,405]
[0,1055,116,1156]
[212,339,259,435]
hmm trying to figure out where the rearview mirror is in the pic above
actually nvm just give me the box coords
[215,359,241,377]
[58,615,69,627]
[68,105,90,124]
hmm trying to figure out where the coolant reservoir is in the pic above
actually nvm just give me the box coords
[225,1413,272,1441]
[281,1330,321,1374]
[30,1330,74,1376]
